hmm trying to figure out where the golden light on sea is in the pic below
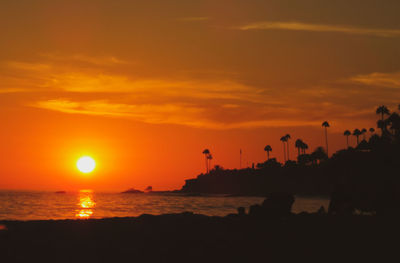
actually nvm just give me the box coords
[76,190,95,219]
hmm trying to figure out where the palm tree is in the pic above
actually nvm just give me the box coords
[264,145,272,160]
[369,128,375,133]
[301,143,309,154]
[295,139,303,156]
[284,134,291,160]
[361,128,367,140]
[280,136,287,163]
[202,149,210,173]
[344,130,351,148]
[388,112,400,137]
[376,105,390,135]
[376,105,390,121]
[322,121,330,156]
[353,129,361,145]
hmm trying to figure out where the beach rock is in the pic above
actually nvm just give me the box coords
[317,206,326,215]
[261,193,295,216]
[249,193,295,218]
[237,207,246,216]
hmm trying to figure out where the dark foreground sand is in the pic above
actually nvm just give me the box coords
[0,213,398,263]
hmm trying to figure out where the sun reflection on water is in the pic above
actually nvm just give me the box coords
[75,190,95,219]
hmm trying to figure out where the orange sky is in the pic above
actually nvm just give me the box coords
[1,0,400,191]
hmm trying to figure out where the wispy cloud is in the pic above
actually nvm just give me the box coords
[2,58,264,103]
[32,99,208,127]
[3,54,390,130]
[31,99,321,129]
[236,21,400,37]
[349,72,400,88]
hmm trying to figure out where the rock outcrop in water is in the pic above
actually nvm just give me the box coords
[121,188,144,194]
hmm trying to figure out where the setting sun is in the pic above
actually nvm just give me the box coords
[77,156,96,174]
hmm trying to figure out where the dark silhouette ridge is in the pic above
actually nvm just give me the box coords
[181,105,400,216]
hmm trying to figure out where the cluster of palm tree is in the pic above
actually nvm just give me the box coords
[342,104,400,148]
[203,105,399,171]
[295,139,309,156]
[202,149,213,174]
[376,105,400,137]
[343,128,375,147]
[264,125,325,164]
[261,104,400,166]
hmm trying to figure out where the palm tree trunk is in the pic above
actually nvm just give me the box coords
[205,157,208,174]
[346,136,349,148]
[282,143,286,163]
[286,142,290,161]
[297,147,300,156]
[267,151,270,160]
[325,127,329,156]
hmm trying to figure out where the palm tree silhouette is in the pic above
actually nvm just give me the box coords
[376,105,390,121]
[361,128,367,140]
[202,149,210,174]
[353,129,361,145]
[388,112,400,137]
[322,121,330,156]
[369,128,375,133]
[264,145,272,160]
[284,134,291,160]
[344,130,351,148]
[295,139,303,156]
[301,142,308,154]
[376,105,390,135]
[280,136,287,163]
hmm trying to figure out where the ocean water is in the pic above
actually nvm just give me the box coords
[0,190,329,221]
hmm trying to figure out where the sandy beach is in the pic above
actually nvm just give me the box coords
[1,212,398,263]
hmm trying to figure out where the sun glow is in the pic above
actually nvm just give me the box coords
[76,156,96,173]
